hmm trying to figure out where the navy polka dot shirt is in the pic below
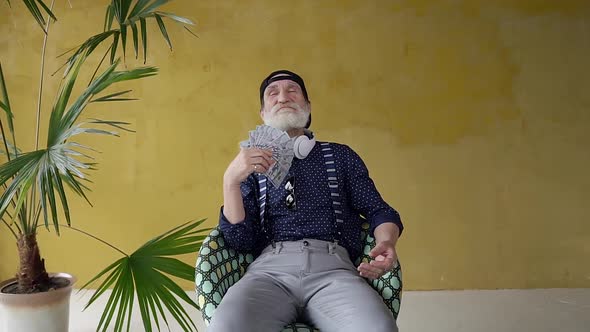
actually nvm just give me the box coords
[219,141,403,260]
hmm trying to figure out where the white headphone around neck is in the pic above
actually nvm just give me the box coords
[293,130,316,159]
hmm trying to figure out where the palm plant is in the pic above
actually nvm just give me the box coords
[1,1,207,331]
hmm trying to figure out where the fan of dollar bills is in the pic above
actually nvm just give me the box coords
[240,125,295,188]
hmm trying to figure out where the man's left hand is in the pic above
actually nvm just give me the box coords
[357,240,398,280]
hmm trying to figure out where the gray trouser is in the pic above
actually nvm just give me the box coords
[207,239,398,332]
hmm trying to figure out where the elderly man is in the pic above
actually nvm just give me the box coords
[208,70,403,332]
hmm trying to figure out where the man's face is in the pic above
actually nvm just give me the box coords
[260,78,310,132]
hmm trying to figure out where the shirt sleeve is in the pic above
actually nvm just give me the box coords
[341,145,404,237]
[218,175,261,252]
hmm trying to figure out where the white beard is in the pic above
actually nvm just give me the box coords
[262,102,310,132]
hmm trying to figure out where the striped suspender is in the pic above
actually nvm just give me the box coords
[320,142,343,243]
[256,142,343,244]
[257,176,270,241]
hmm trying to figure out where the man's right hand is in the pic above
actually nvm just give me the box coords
[224,148,274,186]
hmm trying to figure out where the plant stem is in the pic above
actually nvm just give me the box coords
[32,203,42,230]
[1,218,18,239]
[6,209,23,234]
[35,0,55,151]
[16,233,50,292]
[30,0,56,230]
[62,225,128,257]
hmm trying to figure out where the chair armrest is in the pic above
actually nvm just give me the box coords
[357,222,403,319]
[195,227,255,323]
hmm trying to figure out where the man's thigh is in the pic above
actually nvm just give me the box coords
[304,269,398,332]
[207,270,298,332]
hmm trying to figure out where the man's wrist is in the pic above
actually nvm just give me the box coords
[223,172,242,189]
[374,222,400,246]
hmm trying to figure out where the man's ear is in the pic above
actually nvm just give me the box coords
[259,107,265,120]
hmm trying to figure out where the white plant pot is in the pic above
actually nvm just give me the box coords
[0,273,76,332]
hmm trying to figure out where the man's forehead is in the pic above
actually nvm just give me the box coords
[265,79,302,90]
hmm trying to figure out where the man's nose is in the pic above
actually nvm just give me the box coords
[277,89,290,103]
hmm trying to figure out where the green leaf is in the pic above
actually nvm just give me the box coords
[0,137,21,159]
[90,90,136,103]
[118,0,133,23]
[64,30,118,76]
[183,26,199,39]
[121,24,128,59]
[50,54,87,144]
[15,0,58,33]
[0,63,15,134]
[154,11,194,25]
[140,0,170,16]
[154,14,172,50]
[110,32,120,64]
[49,58,157,147]
[0,150,44,226]
[130,21,139,59]
[87,119,135,133]
[84,219,207,332]
[127,0,152,21]
[35,0,57,21]
[61,170,92,206]
[140,17,147,63]
[51,167,71,226]
[0,100,8,113]
[42,164,60,234]
[21,0,47,33]
[103,4,111,31]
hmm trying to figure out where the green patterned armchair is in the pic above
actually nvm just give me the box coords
[195,222,402,331]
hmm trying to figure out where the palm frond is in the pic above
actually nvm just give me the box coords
[0,57,157,234]
[62,0,194,69]
[154,13,171,50]
[120,24,128,60]
[48,56,157,146]
[154,11,194,25]
[84,219,209,332]
[0,138,22,159]
[110,31,121,64]
[87,119,135,133]
[63,30,119,77]
[127,0,151,22]
[0,150,45,232]
[103,3,115,32]
[19,0,57,34]
[130,21,139,59]
[90,90,136,103]
[127,0,169,22]
[140,17,147,63]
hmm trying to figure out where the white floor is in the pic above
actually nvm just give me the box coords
[70,288,590,332]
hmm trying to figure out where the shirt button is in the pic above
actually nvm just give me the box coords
[303,240,309,246]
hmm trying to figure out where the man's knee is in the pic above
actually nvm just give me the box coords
[207,304,253,332]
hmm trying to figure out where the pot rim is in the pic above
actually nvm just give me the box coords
[0,272,77,296]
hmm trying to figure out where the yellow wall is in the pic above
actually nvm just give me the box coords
[1,0,589,290]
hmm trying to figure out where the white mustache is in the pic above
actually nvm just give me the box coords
[271,103,303,113]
